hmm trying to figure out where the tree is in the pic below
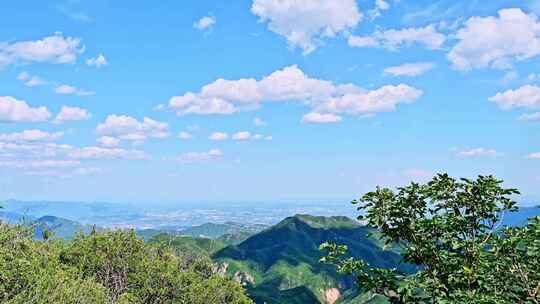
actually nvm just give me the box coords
[321,174,540,303]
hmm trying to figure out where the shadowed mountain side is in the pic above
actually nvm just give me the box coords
[214,214,408,304]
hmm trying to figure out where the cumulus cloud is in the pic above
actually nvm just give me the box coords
[175,149,223,164]
[0,130,63,142]
[0,96,51,122]
[96,136,120,147]
[0,32,84,68]
[17,72,46,87]
[489,85,540,110]
[165,65,422,121]
[348,24,445,50]
[209,132,228,141]
[315,84,423,116]
[448,8,540,70]
[178,131,193,140]
[54,106,91,124]
[96,115,170,143]
[457,148,499,157]
[301,112,342,124]
[55,84,95,96]
[251,0,362,54]
[232,131,251,141]
[194,15,216,31]
[86,54,108,68]
[518,112,540,122]
[384,62,434,77]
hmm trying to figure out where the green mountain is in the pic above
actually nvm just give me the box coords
[149,233,228,257]
[179,222,267,239]
[33,215,93,240]
[213,214,406,304]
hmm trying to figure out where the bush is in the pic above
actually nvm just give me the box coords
[0,224,253,303]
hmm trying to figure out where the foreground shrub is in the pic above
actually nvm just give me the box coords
[0,224,253,303]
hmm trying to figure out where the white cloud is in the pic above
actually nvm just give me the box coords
[254,117,266,126]
[0,142,72,158]
[54,106,91,124]
[68,146,147,160]
[457,148,499,157]
[0,159,80,169]
[347,35,379,48]
[301,112,342,124]
[86,54,108,68]
[0,96,51,122]
[175,149,223,164]
[55,84,95,96]
[376,0,390,10]
[518,112,540,122]
[489,85,540,110]
[178,131,193,140]
[348,24,445,50]
[376,24,445,50]
[528,152,540,159]
[384,62,434,77]
[251,0,362,54]
[17,72,46,87]
[0,32,84,67]
[499,71,520,85]
[168,93,238,115]
[367,0,390,20]
[209,132,228,141]
[194,15,216,31]
[55,84,76,94]
[232,131,251,141]
[0,130,63,142]
[166,65,422,121]
[96,115,170,142]
[316,84,423,116]
[96,136,120,147]
[448,8,540,70]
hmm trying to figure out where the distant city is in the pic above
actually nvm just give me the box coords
[0,199,360,229]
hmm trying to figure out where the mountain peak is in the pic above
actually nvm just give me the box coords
[285,214,360,229]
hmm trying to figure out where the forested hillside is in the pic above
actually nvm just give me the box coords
[0,223,253,303]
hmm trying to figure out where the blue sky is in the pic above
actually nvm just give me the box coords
[0,0,539,204]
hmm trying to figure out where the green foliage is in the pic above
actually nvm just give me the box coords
[149,233,227,258]
[0,223,253,304]
[321,174,540,303]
